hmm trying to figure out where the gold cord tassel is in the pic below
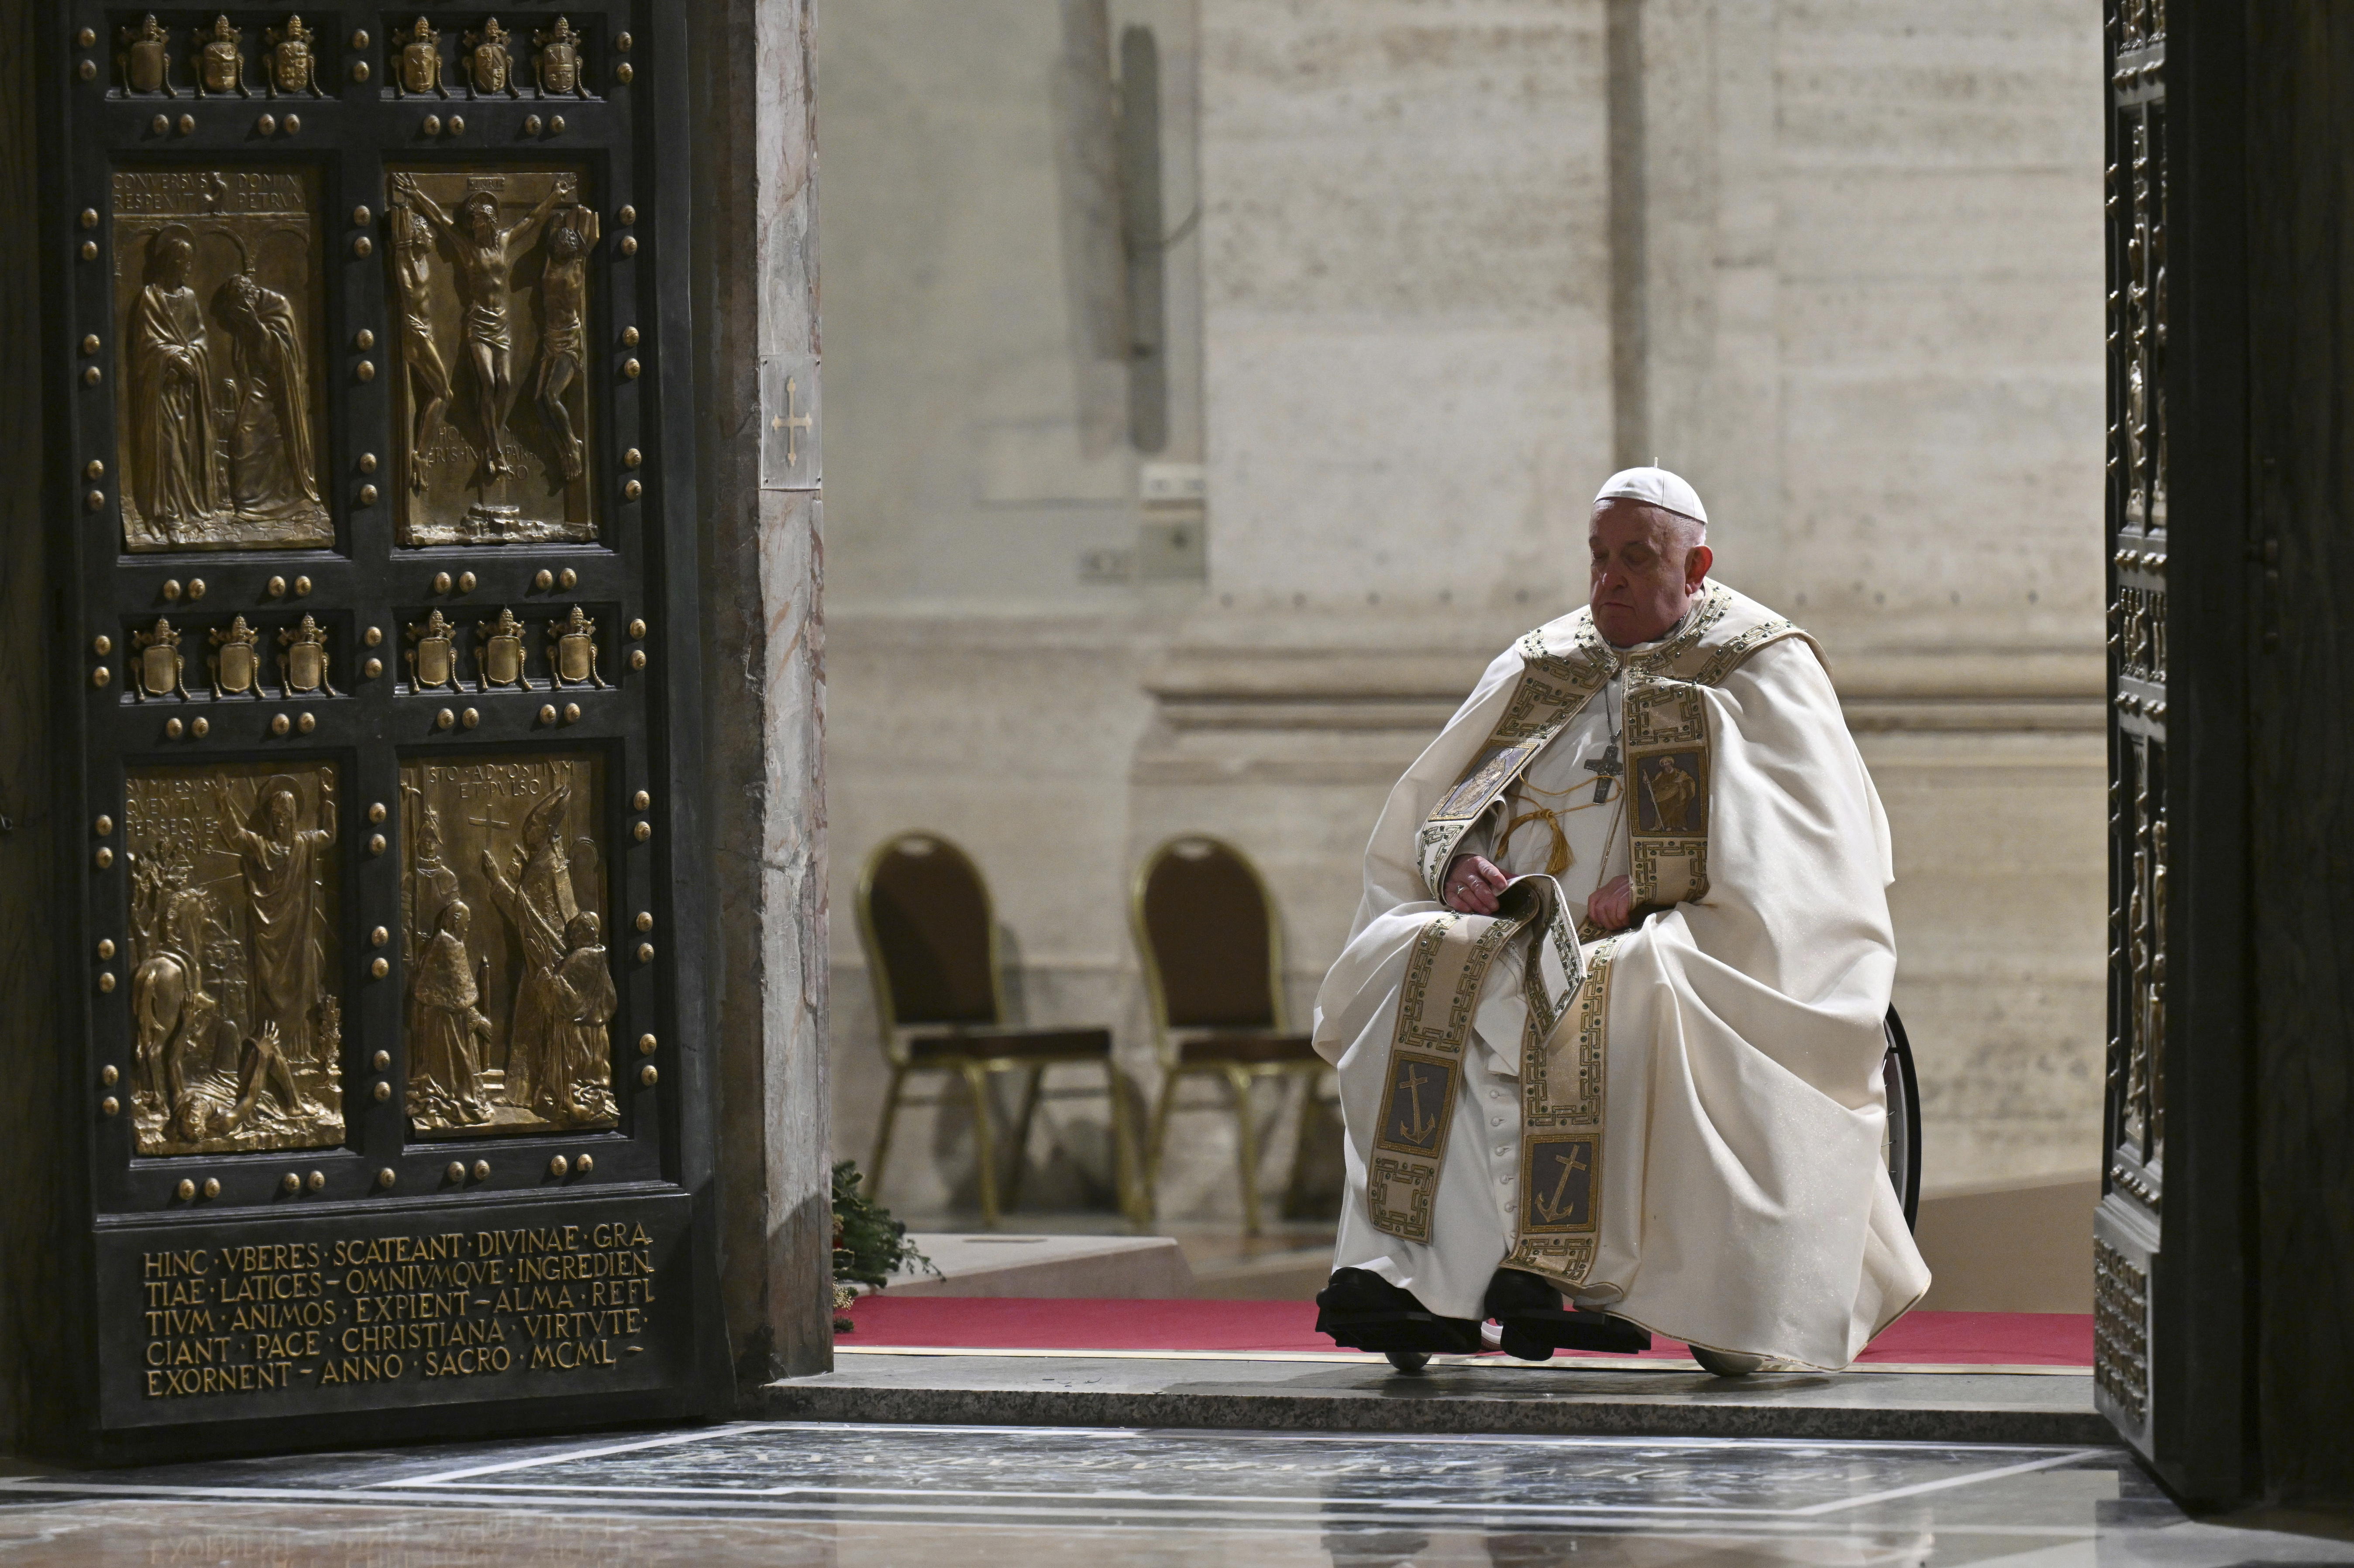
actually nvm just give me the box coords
[1501,808,1575,877]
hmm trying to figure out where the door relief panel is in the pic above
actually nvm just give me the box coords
[113,168,330,552]
[122,762,345,1155]
[386,166,599,545]
[400,755,616,1136]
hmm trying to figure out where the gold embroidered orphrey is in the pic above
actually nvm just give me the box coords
[1502,935,1620,1284]
[1365,877,1583,1248]
[1372,585,1814,1286]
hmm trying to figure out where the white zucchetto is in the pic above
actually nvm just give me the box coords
[1593,465,1707,527]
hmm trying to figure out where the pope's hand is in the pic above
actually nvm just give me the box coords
[1586,875,1635,932]
[1442,853,1510,914]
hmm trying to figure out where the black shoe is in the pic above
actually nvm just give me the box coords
[1315,1268,1483,1355]
[1482,1267,1653,1360]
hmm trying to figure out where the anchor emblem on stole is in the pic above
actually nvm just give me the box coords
[1532,1142,1592,1227]
[1396,1063,1442,1148]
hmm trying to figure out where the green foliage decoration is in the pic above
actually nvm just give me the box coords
[831,1159,935,1294]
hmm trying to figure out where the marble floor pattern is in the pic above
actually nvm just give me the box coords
[2,1422,2350,1566]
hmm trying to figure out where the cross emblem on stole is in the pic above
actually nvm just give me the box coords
[1583,741,1622,804]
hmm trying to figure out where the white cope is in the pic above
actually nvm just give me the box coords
[1312,584,1929,1369]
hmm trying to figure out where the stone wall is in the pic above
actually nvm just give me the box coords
[818,0,2107,1223]
[1630,0,2109,1184]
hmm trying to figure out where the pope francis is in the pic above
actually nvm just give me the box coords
[1311,467,1930,1375]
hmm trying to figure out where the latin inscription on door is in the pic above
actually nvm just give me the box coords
[122,763,345,1157]
[112,168,330,553]
[100,1197,693,1426]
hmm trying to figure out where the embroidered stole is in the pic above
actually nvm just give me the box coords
[1363,875,1582,1244]
[1369,585,1812,1276]
[1503,934,1619,1283]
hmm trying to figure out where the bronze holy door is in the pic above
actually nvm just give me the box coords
[2096,0,2172,1468]
[2097,0,2354,1506]
[2099,0,2250,1502]
[20,3,724,1455]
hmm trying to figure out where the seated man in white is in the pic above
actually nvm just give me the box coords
[1311,467,1929,1374]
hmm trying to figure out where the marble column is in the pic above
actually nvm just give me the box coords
[690,0,833,1386]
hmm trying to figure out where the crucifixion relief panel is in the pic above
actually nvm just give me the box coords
[385,164,601,546]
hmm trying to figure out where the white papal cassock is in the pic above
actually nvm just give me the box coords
[1314,581,1930,1369]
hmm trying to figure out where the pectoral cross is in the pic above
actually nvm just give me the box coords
[1535,1145,1589,1224]
[1583,741,1622,805]
[772,376,814,468]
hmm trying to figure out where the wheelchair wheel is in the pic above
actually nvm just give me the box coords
[1883,1005,1922,1231]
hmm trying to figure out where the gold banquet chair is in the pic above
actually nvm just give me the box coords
[1132,835,1333,1235]
[857,832,1144,1229]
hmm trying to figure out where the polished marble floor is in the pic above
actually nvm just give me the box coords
[2,1422,2350,1566]
[894,1210,1342,1300]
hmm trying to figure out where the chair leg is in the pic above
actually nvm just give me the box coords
[1095,1059,1135,1229]
[1227,1066,1265,1238]
[868,1063,910,1204]
[958,1062,1001,1229]
[1001,1066,1045,1214]
[1146,1068,1181,1201]
[1101,1055,1130,1224]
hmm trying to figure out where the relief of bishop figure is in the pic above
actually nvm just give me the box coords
[1313,466,1929,1376]
[544,911,618,1126]
[407,898,494,1128]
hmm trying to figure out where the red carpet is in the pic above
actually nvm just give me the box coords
[839,1295,2092,1367]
